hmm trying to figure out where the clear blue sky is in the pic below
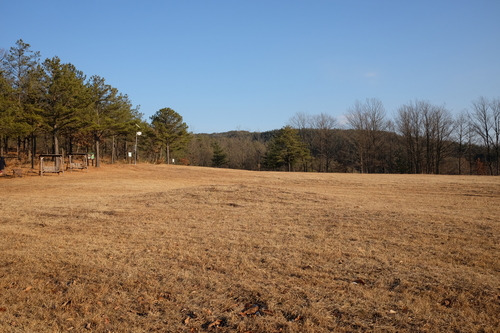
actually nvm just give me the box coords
[2,0,499,133]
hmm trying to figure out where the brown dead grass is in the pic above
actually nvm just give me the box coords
[0,164,499,332]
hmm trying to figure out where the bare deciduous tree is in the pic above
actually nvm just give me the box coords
[491,98,500,175]
[346,98,386,173]
[470,97,494,174]
[289,112,310,142]
[310,113,337,172]
[454,112,469,174]
[432,106,454,174]
[397,101,454,174]
[396,101,424,173]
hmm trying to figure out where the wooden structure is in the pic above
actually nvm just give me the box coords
[13,169,23,177]
[39,154,64,176]
[67,153,88,171]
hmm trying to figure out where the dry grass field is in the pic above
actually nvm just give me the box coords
[0,164,499,332]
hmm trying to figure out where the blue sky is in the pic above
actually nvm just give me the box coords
[2,1,499,133]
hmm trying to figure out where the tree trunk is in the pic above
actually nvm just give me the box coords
[53,129,59,155]
[3,136,8,155]
[458,155,462,175]
[17,137,21,160]
[111,136,116,164]
[360,150,365,173]
[95,138,101,168]
[124,141,127,162]
[31,134,36,169]
[435,151,441,174]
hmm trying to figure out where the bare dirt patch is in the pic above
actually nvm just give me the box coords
[1,164,499,332]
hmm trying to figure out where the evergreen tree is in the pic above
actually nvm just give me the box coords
[265,126,310,171]
[41,57,88,154]
[84,75,136,167]
[211,141,228,167]
[0,71,16,155]
[150,108,190,164]
[1,39,43,162]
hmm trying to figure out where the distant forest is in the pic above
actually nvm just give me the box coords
[1,40,499,175]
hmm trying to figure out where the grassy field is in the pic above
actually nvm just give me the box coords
[0,164,499,332]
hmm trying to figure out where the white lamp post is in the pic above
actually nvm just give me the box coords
[135,131,142,165]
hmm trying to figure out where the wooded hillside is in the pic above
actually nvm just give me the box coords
[1,40,499,175]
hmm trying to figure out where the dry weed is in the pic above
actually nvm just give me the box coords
[0,165,499,332]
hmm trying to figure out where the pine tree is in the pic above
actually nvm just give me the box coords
[265,126,311,171]
[211,141,228,167]
[150,108,190,164]
[84,75,136,167]
[1,39,43,163]
[41,57,88,154]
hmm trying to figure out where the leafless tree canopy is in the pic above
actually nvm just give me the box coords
[345,98,387,173]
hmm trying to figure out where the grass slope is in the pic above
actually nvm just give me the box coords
[0,164,499,332]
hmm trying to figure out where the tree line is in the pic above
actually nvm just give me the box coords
[188,97,499,175]
[1,40,499,175]
[0,40,190,168]
[0,40,142,167]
